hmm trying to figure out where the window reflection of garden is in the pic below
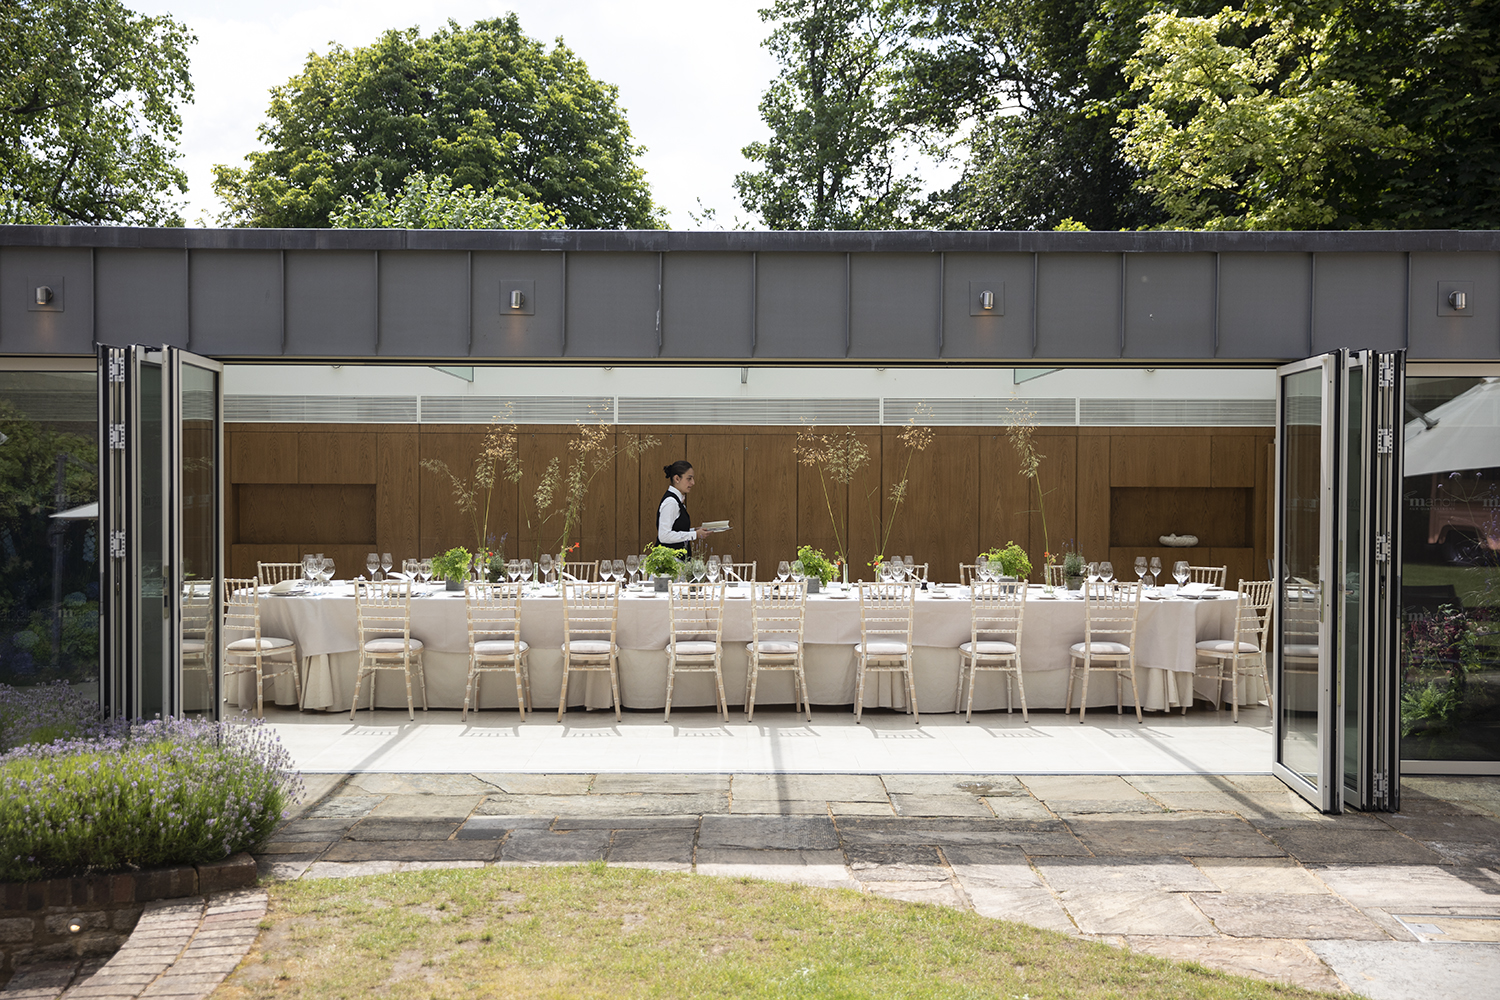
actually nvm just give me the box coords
[0,387,99,690]
[1400,463,1499,762]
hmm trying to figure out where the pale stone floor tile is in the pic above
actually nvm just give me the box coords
[349,773,496,795]
[1122,935,1344,993]
[694,849,857,890]
[1312,864,1500,907]
[1038,857,1215,894]
[1192,893,1389,940]
[590,773,730,794]
[1310,940,1500,1000]
[828,800,896,816]
[1059,891,1217,937]
[981,796,1055,821]
[474,773,595,795]
[862,880,965,908]
[965,886,1077,934]
[368,794,485,819]
[1192,857,1330,894]
[732,773,890,802]
[302,860,403,879]
[879,774,1023,796]
[1021,775,1150,801]
[889,793,995,817]
[398,860,485,872]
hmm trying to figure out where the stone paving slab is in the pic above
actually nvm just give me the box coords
[731,773,888,802]
[1123,936,1344,993]
[1060,890,1217,937]
[699,815,837,850]
[1192,893,1389,940]
[323,840,496,862]
[1191,857,1331,894]
[1036,856,1216,894]
[1311,864,1500,907]
[454,816,555,838]
[475,792,729,816]
[366,795,485,819]
[605,829,696,870]
[694,849,858,890]
[591,773,730,795]
[887,793,995,817]
[1067,813,1283,857]
[498,830,610,865]
[1310,939,1500,1000]
[1260,827,1444,865]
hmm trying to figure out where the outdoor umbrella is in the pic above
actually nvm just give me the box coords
[1403,377,1500,477]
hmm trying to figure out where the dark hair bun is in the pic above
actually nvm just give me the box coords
[664,459,693,480]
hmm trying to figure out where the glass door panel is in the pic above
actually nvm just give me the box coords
[167,350,223,718]
[1342,359,1365,802]
[133,348,166,719]
[1275,357,1337,808]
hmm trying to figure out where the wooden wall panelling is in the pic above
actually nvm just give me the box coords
[378,429,420,565]
[578,428,618,563]
[1261,440,1275,567]
[1209,547,1259,588]
[684,430,745,565]
[229,543,298,581]
[297,431,377,484]
[795,444,848,570]
[979,432,1032,578]
[634,431,686,557]
[844,431,885,576]
[1076,434,1111,561]
[743,433,797,580]
[1110,434,1210,487]
[613,427,644,559]
[229,430,297,483]
[1031,429,1077,572]
[419,428,486,557]
[1211,435,1258,487]
[237,484,376,544]
[880,428,978,586]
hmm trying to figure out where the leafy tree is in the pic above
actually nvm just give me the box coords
[735,0,922,229]
[329,171,565,229]
[0,0,195,225]
[213,16,660,230]
[1118,6,1412,229]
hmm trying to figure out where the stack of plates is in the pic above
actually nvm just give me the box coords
[702,519,731,532]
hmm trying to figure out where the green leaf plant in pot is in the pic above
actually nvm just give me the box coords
[982,541,1032,582]
[641,543,685,593]
[1062,550,1086,591]
[431,547,473,591]
[796,545,836,593]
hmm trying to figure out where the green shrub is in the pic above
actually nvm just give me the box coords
[0,717,302,881]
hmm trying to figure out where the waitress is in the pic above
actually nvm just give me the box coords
[657,460,708,556]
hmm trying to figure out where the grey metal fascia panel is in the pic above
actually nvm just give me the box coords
[0,246,95,354]
[660,252,753,358]
[939,253,1034,359]
[377,251,469,357]
[1123,253,1215,358]
[754,253,846,358]
[564,252,658,357]
[283,250,377,356]
[10,225,1500,254]
[1312,253,1406,354]
[187,250,282,356]
[848,253,940,359]
[470,251,563,358]
[1216,252,1312,359]
[1035,253,1122,358]
[95,249,188,349]
[1406,252,1500,359]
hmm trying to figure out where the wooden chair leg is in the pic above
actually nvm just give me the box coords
[746,656,759,722]
[1129,662,1143,723]
[1015,663,1029,723]
[556,662,570,722]
[610,657,622,722]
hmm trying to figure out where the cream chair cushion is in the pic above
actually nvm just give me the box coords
[364,637,424,654]
[1070,640,1131,656]
[474,639,529,655]
[960,640,1017,655]
[856,641,910,656]
[227,636,294,652]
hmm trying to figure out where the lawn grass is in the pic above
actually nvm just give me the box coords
[218,865,1334,1000]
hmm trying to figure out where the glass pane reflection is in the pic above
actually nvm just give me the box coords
[1401,375,1500,762]
[180,365,218,717]
[1280,367,1324,781]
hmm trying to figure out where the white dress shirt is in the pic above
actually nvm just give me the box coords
[657,486,696,545]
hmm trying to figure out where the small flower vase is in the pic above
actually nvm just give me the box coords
[446,578,462,592]
[1065,574,1084,591]
[653,575,670,593]
[807,578,821,594]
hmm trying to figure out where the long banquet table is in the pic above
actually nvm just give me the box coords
[222,582,1266,717]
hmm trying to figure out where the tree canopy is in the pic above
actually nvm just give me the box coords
[328,171,565,229]
[213,16,660,230]
[0,0,195,225]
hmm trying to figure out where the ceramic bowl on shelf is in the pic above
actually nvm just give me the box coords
[1159,533,1199,547]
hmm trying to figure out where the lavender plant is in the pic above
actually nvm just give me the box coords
[1,715,302,881]
[0,681,116,751]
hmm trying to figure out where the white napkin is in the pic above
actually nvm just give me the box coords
[1178,582,1211,597]
[268,579,298,595]
[388,572,410,581]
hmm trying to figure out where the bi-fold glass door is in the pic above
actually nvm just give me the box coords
[1274,350,1402,812]
[99,345,223,721]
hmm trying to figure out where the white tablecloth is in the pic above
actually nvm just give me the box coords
[226,585,1261,716]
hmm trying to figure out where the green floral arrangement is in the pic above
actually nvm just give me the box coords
[983,541,1032,580]
[641,543,686,579]
[795,545,836,585]
[1062,550,1086,577]
[430,547,473,583]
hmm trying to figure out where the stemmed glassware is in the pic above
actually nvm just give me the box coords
[625,554,639,586]
[519,558,533,587]
[418,558,433,589]
[975,554,989,585]
[789,560,806,586]
[1134,556,1148,587]
[303,554,318,589]
[599,560,614,583]
[318,556,335,590]
[381,553,393,580]
[1099,561,1114,585]
[776,560,790,583]
[613,559,626,585]
[366,552,380,580]
[1173,560,1190,590]
[904,555,915,582]
[706,556,721,584]
[1149,557,1162,588]
[690,557,707,583]
[539,553,553,586]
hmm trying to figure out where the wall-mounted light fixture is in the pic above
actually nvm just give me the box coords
[979,290,995,310]
[35,286,53,306]
[510,289,525,310]
[969,280,1004,316]
[1438,280,1474,318]
[27,275,62,312]
[499,279,535,316]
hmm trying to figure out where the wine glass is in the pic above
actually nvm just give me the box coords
[706,556,721,584]
[776,560,790,583]
[613,559,626,585]
[1086,562,1100,584]
[1099,561,1114,585]
[366,552,380,580]
[1149,556,1162,588]
[789,560,806,585]
[625,554,639,585]
[319,556,335,590]
[539,553,553,586]
[599,560,613,584]
[381,553,393,579]
[418,558,433,588]
[302,554,318,588]
[974,554,988,585]
[519,558,533,586]
[1134,556,1148,585]
[1173,560,1190,589]
[903,555,915,581]
[690,557,707,583]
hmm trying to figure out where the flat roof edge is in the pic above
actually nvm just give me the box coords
[5,226,1500,254]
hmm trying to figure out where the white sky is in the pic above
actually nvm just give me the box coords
[135,1,787,228]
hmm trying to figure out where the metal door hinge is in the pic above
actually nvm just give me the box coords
[109,530,125,558]
[1376,533,1391,562]
[108,423,125,449]
[1377,428,1393,454]
[1378,355,1395,387]
[1373,773,1389,798]
[107,355,125,382]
